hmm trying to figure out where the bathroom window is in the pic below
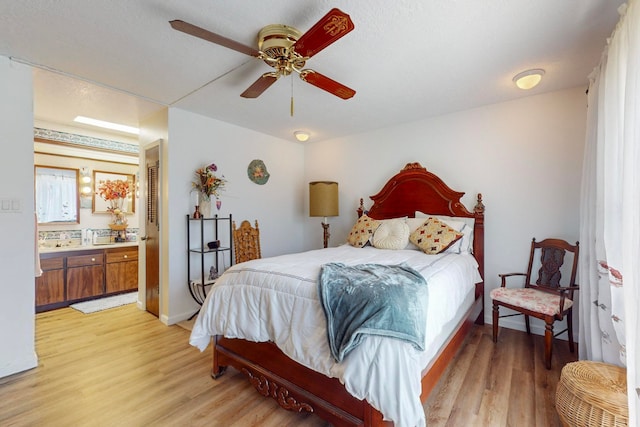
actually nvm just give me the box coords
[35,165,79,224]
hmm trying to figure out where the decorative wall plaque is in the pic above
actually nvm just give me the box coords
[247,159,270,185]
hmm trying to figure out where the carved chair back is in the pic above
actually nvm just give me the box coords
[524,238,579,297]
[232,220,261,264]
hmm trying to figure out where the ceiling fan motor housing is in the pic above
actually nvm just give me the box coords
[258,24,306,75]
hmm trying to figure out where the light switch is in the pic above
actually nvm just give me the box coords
[0,198,22,213]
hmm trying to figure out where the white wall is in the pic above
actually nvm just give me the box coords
[0,57,38,377]
[304,86,586,335]
[164,108,305,324]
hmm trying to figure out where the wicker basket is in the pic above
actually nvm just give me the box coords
[556,361,628,427]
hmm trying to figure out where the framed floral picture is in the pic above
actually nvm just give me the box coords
[93,171,136,214]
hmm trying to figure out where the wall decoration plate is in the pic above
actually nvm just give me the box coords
[247,159,270,185]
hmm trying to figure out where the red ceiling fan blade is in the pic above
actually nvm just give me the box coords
[240,73,279,98]
[299,70,355,100]
[169,20,261,57]
[293,8,354,58]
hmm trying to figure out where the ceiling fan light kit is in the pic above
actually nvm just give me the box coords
[294,131,310,142]
[513,68,545,90]
[170,8,356,101]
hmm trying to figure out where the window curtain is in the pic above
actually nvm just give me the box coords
[35,171,77,223]
[579,1,639,424]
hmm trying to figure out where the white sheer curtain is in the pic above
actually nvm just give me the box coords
[35,170,77,223]
[579,1,639,423]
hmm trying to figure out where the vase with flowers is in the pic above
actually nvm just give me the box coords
[192,162,227,218]
[97,179,132,228]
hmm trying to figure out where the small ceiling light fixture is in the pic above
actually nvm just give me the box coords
[74,116,140,135]
[294,131,310,142]
[513,69,545,90]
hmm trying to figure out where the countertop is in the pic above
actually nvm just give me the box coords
[39,241,139,254]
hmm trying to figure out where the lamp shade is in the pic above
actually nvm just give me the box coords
[309,181,339,217]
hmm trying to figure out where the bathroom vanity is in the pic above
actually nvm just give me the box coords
[36,243,138,312]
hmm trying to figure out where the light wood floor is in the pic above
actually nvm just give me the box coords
[0,304,576,426]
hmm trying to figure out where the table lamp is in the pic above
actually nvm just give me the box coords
[309,181,339,248]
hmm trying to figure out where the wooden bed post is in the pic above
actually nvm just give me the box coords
[211,335,226,379]
[357,198,364,218]
[473,193,485,325]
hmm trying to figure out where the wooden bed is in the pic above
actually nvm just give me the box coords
[210,162,485,426]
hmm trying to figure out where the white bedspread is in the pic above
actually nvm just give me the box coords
[190,245,481,427]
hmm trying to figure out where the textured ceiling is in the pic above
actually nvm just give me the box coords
[0,1,624,142]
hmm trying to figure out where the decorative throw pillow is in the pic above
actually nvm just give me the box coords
[404,218,428,250]
[409,217,463,254]
[372,218,410,250]
[347,215,381,248]
[415,211,474,253]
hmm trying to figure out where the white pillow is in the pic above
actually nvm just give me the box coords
[372,219,410,250]
[406,217,427,233]
[415,211,474,253]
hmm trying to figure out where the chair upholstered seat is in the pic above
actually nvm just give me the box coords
[490,287,573,316]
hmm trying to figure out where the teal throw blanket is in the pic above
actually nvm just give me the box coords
[319,263,428,362]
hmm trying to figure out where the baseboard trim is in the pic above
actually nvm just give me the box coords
[484,313,579,343]
[0,351,38,379]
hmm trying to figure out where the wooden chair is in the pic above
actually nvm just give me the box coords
[232,220,261,264]
[491,237,579,369]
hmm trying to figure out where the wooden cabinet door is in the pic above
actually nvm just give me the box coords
[67,266,104,300]
[105,248,138,293]
[35,256,65,309]
[36,270,65,306]
[106,260,138,293]
[66,253,104,300]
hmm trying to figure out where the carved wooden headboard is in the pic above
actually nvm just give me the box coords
[357,162,485,279]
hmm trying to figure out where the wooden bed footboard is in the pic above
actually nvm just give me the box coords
[212,281,484,427]
[213,336,382,426]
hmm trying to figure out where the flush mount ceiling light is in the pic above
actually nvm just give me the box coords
[74,116,140,135]
[513,69,545,90]
[294,131,310,142]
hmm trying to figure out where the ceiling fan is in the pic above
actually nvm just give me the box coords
[169,8,356,100]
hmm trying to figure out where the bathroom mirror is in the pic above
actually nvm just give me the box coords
[35,165,80,224]
[93,170,136,214]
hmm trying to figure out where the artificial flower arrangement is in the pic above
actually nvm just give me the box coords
[97,179,132,203]
[192,163,227,201]
[97,179,132,225]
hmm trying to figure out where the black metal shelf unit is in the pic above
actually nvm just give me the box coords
[186,214,233,307]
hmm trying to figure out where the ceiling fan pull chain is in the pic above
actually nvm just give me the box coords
[290,76,294,117]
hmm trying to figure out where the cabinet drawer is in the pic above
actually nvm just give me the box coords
[106,248,138,263]
[67,253,103,267]
[40,256,64,271]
